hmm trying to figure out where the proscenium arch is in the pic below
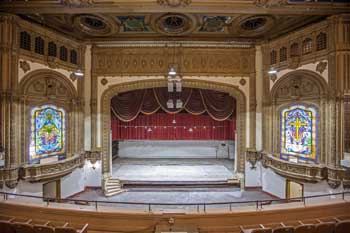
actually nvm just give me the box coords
[100,79,247,178]
[269,69,329,163]
[18,69,80,164]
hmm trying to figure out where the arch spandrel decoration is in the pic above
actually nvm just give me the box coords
[18,69,83,164]
[100,79,247,177]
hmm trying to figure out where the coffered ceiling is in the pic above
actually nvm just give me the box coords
[1,0,349,43]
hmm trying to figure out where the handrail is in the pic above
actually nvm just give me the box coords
[1,191,349,213]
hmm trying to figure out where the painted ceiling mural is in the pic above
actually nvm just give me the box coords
[20,13,324,41]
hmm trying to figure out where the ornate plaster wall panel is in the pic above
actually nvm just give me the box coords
[92,46,254,76]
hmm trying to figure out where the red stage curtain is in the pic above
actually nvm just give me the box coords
[111,87,236,122]
[112,112,236,141]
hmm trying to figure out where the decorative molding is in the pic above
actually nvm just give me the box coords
[157,0,191,7]
[84,151,102,164]
[246,149,262,169]
[93,46,254,76]
[19,60,30,73]
[254,0,288,8]
[247,150,350,188]
[261,151,327,183]
[316,61,328,75]
[239,78,246,86]
[101,78,108,86]
[62,0,93,7]
[0,167,19,189]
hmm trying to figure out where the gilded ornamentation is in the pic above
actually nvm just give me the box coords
[254,0,288,8]
[157,0,191,7]
[153,13,196,35]
[93,47,253,76]
[269,73,277,82]
[20,60,30,73]
[239,78,246,86]
[62,0,93,7]
[101,78,108,86]
[70,72,78,82]
[246,149,261,169]
[316,61,328,74]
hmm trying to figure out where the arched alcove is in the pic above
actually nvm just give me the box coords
[18,69,83,164]
[269,70,329,164]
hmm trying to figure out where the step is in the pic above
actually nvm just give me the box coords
[105,189,125,197]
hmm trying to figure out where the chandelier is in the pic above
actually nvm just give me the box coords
[166,42,183,109]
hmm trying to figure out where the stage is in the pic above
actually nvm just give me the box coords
[112,158,236,187]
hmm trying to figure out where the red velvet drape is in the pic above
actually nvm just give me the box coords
[111,87,236,122]
[112,112,236,140]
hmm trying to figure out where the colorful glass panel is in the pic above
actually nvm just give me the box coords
[280,105,317,162]
[29,105,65,162]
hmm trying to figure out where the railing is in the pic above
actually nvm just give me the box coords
[0,191,349,214]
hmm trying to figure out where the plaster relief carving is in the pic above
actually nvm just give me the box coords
[63,0,92,7]
[157,0,191,7]
[20,60,30,73]
[254,0,288,8]
[316,61,328,74]
[101,78,108,86]
[239,78,246,86]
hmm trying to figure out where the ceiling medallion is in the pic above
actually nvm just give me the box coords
[241,17,267,31]
[73,14,117,36]
[229,15,275,37]
[154,13,195,35]
[157,0,191,7]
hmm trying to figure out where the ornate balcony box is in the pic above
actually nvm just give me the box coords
[261,151,327,183]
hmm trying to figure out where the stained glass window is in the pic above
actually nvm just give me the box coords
[29,105,65,163]
[280,105,317,163]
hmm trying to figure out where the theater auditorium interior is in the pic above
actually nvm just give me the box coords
[0,0,350,232]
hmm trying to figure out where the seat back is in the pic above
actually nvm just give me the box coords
[252,228,273,233]
[294,224,316,233]
[273,226,294,233]
[33,225,55,233]
[335,220,350,233]
[0,220,16,233]
[315,222,335,233]
[13,222,35,233]
[55,226,77,233]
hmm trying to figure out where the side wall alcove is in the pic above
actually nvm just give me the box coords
[100,79,247,186]
[270,69,329,164]
[18,69,84,165]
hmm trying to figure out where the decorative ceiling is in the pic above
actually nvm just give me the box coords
[1,0,349,42]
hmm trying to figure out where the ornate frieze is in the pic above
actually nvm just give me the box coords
[93,46,254,76]
[157,0,191,7]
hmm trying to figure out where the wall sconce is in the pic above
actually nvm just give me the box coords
[268,68,277,82]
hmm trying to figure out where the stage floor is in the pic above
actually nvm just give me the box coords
[112,158,235,182]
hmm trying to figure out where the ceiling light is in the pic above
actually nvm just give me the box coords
[168,67,177,76]
[176,99,183,109]
[167,99,174,109]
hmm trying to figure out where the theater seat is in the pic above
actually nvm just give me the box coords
[13,222,35,233]
[0,220,16,233]
[55,223,88,233]
[315,222,335,233]
[240,225,273,233]
[272,226,294,233]
[33,224,55,233]
[294,224,316,233]
[335,220,350,233]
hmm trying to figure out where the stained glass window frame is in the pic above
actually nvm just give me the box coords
[280,104,318,163]
[29,105,66,163]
